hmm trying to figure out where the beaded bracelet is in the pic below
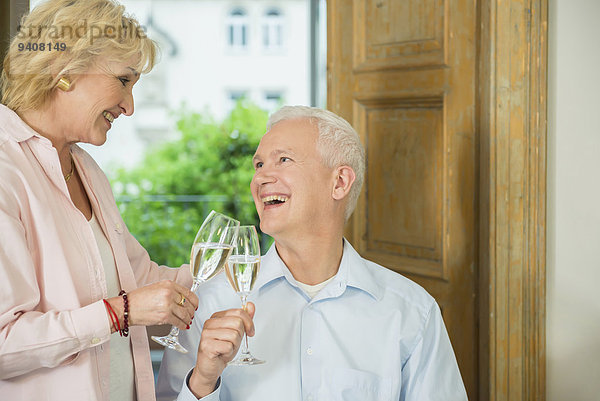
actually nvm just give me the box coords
[103,299,121,333]
[119,290,129,337]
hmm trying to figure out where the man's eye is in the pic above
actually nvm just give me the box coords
[280,157,290,162]
[255,162,263,169]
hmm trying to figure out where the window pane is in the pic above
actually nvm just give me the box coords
[227,7,248,49]
[263,7,283,50]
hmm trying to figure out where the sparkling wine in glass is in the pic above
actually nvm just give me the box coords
[152,210,239,353]
[225,225,265,365]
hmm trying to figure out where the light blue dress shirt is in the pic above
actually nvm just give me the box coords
[156,240,467,401]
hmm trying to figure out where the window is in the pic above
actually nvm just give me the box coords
[227,8,249,49]
[263,91,283,112]
[262,8,283,50]
[229,90,247,102]
[228,90,248,111]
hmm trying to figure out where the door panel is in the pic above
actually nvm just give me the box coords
[355,0,446,70]
[356,99,445,279]
[329,0,478,398]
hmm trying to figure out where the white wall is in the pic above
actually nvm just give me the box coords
[547,1,600,400]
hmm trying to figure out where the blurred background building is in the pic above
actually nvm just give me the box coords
[30,0,326,173]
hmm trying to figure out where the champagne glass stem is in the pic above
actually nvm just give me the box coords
[167,325,180,338]
[240,294,250,355]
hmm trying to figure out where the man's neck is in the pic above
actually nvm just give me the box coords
[274,232,345,285]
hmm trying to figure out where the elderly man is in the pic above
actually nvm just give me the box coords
[156,106,467,401]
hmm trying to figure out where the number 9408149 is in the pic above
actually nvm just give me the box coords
[18,42,66,52]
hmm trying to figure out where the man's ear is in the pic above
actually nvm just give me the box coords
[332,166,356,201]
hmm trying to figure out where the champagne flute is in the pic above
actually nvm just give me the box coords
[152,210,239,353]
[225,225,265,365]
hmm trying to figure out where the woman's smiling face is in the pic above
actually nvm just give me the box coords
[53,57,140,146]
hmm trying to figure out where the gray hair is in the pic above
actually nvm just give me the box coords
[267,105,365,221]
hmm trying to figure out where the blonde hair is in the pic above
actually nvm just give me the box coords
[267,105,365,221]
[1,0,157,111]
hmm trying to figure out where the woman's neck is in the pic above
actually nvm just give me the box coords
[18,107,72,173]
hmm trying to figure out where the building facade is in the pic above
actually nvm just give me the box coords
[34,0,314,171]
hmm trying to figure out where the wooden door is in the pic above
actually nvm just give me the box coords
[328,0,478,398]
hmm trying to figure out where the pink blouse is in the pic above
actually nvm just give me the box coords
[0,104,193,400]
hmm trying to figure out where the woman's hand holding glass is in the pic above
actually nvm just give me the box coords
[124,281,198,329]
[102,281,198,336]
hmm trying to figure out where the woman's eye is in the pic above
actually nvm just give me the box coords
[118,77,130,86]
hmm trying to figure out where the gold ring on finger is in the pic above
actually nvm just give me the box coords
[177,294,186,306]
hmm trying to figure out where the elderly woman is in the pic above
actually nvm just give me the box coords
[0,1,198,400]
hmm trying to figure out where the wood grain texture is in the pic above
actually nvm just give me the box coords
[478,1,547,400]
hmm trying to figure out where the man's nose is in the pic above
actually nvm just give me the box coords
[252,167,277,186]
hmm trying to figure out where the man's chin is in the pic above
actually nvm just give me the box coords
[258,221,272,236]
[258,220,281,239]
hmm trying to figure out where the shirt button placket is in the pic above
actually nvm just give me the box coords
[300,305,319,401]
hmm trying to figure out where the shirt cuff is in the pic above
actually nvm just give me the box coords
[69,299,111,349]
[178,369,221,401]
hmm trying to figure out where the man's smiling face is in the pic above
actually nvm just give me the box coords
[250,118,335,239]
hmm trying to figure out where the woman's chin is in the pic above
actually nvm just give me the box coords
[87,132,109,146]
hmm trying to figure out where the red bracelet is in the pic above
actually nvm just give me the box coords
[103,299,120,334]
[119,290,129,337]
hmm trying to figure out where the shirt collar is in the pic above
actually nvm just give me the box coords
[256,238,383,301]
[0,104,51,145]
[254,244,288,291]
[328,239,383,301]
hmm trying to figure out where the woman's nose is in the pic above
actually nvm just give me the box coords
[120,90,135,116]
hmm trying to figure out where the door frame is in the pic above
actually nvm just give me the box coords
[478,0,547,400]
[328,0,548,400]
[0,0,29,80]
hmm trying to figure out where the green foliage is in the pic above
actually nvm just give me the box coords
[111,100,269,267]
